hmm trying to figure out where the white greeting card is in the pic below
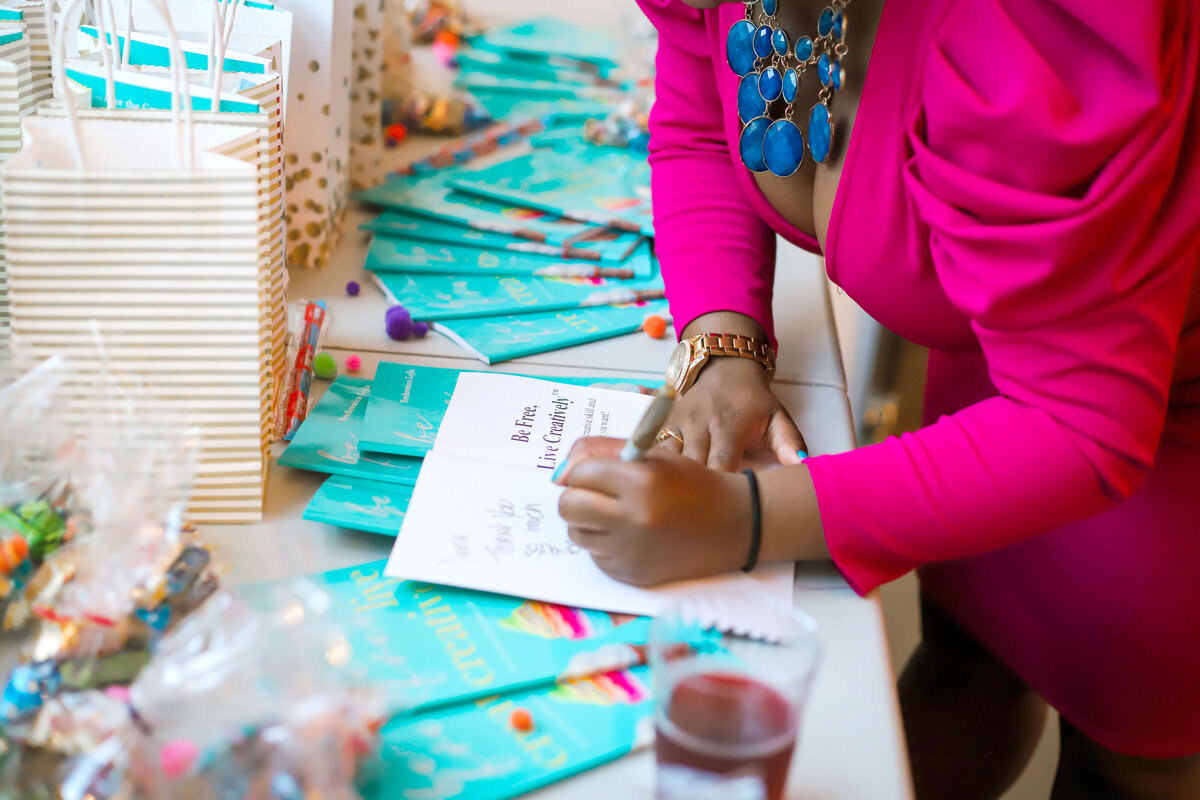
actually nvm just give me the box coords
[384,373,793,618]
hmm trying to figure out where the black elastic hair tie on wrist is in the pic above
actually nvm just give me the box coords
[741,468,762,572]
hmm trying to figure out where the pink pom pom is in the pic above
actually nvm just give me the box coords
[160,739,199,779]
[103,686,131,703]
[345,354,362,372]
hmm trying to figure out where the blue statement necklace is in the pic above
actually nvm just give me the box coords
[727,0,849,176]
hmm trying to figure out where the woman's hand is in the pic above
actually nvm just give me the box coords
[662,311,808,471]
[664,355,808,471]
[555,438,752,587]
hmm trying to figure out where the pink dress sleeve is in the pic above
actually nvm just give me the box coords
[808,0,1200,594]
[636,0,778,345]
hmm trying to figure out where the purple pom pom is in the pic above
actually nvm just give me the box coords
[345,280,361,296]
[414,321,430,339]
[385,305,414,340]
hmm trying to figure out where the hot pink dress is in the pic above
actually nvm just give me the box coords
[636,0,1200,758]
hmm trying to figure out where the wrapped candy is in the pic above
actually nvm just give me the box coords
[402,0,478,45]
[394,89,491,136]
[0,356,83,633]
[583,82,654,151]
[118,586,385,800]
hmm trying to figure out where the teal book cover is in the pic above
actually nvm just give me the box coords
[361,210,642,264]
[277,377,423,485]
[358,363,658,458]
[448,146,655,237]
[242,560,652,719]
[355,172,599,247]
[435,299,671,365]
[468,17,620,70]
[361,666,653,800]
[372,270,664,323]
[364,232,653,279]
[302,475,414,536]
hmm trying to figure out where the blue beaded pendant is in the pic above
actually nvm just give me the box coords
[795,36,813,61]
[817,53,832,86]
[753,25,773,58]
[762,0,778,14]
[831,60,844,91]
[764,119,805,177]
[782,68,799,103]
[818,7,835,37]
[833,9,845,39]
[726,20,757,76]
[737,73,767,123]
[759,67,783,102]
[739,116,771,173]
[771,27,789,56]
[808,103,833,163]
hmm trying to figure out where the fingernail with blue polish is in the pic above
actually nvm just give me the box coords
[796,450,809,460]
[552,460,568,482]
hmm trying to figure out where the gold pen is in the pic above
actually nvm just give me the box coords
[619,386,678,461]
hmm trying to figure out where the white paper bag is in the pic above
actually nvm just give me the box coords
[4,114,275,522]
[0,2,50,104]
[0,27,36,349]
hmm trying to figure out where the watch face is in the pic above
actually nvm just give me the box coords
[666,340,692,392]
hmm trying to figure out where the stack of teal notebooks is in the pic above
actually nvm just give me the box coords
[274,363,665,798]
[355,19,667,366]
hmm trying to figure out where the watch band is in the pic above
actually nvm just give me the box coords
[697,333,776,378]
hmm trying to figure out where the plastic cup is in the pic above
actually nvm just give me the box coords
[650,599,821,800]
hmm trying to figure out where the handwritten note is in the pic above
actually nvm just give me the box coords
[384,374,793,618]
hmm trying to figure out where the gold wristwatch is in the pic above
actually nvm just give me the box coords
[665,333,776,395]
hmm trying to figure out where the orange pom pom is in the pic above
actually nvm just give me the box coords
[385,123,408,144]
[509,707,535,733]
[433,29,460,48]
[643,314,668,339]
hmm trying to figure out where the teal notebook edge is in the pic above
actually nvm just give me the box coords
[357,363,661,458]
[433,299,671,365]
[364,232,653,278]
[354,172,598,247]
[446,146,655,238]
[361,210,642,264]
[372,271,663,322]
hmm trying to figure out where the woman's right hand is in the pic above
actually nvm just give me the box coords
[660,313,808,472]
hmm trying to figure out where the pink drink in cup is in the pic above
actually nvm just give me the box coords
[651,601,820,800]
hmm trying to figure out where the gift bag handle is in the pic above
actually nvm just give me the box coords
[49,0,197,169]
[209,0,244,109]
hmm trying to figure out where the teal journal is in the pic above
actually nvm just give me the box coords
[241,560,651,718]
[372,271,663,323]
[277,377,423,485]
[364,233,654,279]
[447,146,655,237]
[434,299,671,365]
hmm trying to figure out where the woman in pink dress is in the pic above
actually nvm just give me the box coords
[555,0,1200,796]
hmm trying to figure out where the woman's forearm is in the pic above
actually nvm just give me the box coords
[756,464,830,563]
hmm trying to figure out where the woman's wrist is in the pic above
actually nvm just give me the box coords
[753,464,830,564]
[680,311,767,341]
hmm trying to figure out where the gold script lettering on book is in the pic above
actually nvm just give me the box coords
[410,584,496,688]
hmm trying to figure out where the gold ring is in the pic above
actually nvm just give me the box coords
[655,428,684,446]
